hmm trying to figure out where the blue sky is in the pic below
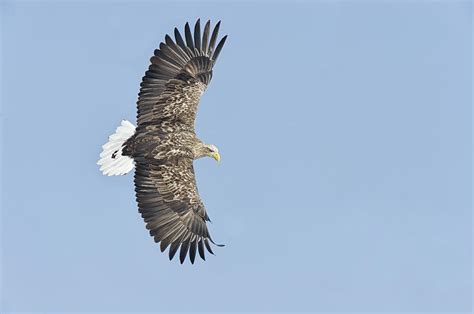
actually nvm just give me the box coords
[1,1,472,313]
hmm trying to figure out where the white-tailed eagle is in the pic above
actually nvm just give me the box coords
[98,19,227,264]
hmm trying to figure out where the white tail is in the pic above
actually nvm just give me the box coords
[97,120,136,176]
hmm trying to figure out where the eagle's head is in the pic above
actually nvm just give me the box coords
[194,142,220,162]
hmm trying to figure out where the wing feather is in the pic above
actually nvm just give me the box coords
[169,240,180,260]
[212,35,228,62]
[204,238,214,255]
[208,21,221,56]
[179,236,191,264]
[174,28,186,49]
[194,19,201,50]
[184,22,194,50]
[189,237,198,264]
[202,20,211,54]
[198,238,206,260]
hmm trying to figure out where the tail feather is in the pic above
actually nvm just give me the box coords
[98,120,136,176]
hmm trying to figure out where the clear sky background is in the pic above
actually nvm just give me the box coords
[1,1,471,313]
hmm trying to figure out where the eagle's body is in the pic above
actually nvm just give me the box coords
[98,20,227,264]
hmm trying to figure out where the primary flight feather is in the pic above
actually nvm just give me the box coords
[97,19,227,264]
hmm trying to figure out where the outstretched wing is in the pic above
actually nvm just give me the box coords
[136,19,227,128]
[134,157,221,264]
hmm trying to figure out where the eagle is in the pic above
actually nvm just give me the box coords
[97,19,227,264]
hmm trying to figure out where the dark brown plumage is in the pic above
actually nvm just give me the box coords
[121,19,227,264]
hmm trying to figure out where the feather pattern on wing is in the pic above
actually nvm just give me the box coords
[136,19,226,128]
[134,157,219,264]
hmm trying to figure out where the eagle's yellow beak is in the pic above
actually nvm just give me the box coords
[211,152,221,162]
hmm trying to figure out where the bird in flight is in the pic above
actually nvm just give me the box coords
[97,19,227,264]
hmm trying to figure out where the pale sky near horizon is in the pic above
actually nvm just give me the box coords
[1,1,472,313]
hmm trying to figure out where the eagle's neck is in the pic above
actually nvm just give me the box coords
[192,139,208,159]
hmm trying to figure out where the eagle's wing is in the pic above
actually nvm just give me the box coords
[136,19,227,128]
[135,156,221,264]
